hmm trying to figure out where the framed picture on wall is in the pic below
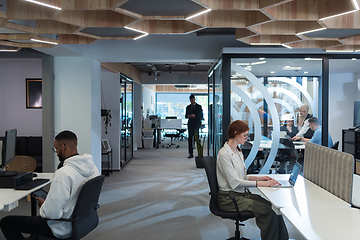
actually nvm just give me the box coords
[26,78,42,109]
[102,139,111,152]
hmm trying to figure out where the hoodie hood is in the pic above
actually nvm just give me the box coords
[63,154,96,178]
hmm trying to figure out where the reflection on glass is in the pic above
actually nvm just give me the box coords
[230,58,320,173]
[120,76,133,167]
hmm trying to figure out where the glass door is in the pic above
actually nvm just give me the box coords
[120,75,133,167]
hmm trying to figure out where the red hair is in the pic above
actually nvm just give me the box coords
[227,120,249,139]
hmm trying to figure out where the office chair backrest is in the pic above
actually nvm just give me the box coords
[71,175,105,239]
[331,141,339,150]
[202,156,224,215]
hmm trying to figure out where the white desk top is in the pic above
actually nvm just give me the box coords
[257,175,350,209]
[0,204,3,211]
[281,207,360,240]
[0,173,53,211]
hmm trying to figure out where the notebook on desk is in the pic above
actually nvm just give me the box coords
[272,162,302,188]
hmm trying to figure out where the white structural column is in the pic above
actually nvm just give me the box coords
[53,56,101,172]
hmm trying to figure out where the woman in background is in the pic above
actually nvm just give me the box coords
[292,104,313,140]
[217,120,289,240]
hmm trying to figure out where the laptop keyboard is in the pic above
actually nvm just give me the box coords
[278,180,292,187]
[15,178,50,190]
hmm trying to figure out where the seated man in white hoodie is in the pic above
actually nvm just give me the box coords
[0,130,100,240]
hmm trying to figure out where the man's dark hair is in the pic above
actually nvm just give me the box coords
[189,94,195,99]
[55,130,77,143]
[308,117,320,125]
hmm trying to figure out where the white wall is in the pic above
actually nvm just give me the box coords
[101,69,121,170]
[0,58,42,136]
[329,72,358,151]
[54,56,101,172]
[143,85,156,117]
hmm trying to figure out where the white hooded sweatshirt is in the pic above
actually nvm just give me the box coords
[40,154,100,239]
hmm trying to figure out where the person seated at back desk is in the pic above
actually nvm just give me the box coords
[280,114,298,138]
[293,117,333,147]
[0,130,100,240]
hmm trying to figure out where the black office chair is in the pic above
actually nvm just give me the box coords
[331,141,339,150]
[202,156,255,240]
[163,129,180,148]
[37,175,105,240]
[274,139,296,174]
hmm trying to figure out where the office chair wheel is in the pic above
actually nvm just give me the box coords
[176,145,179,148]
[167,145,170,148]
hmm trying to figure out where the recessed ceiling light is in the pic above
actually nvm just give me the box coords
[283,66,302,70]
[259,58,265,60]
[297,28,326,35]
[352,58,357,61]
[30,38,58,45]
[186,9,211,20]
[271,71,275,74]
[305,58,322,61]
[304,71,309,74]
[236,63,250,66]
[251,61,266,65]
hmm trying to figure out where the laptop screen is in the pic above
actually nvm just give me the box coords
[289,162,302,185]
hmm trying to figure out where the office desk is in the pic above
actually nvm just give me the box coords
[0,173,53,214]
[280,207,360,240]
[257,175,350,210]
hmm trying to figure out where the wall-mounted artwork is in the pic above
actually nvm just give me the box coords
[26,79,42,109]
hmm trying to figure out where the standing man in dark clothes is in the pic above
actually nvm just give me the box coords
[185,94,203,158]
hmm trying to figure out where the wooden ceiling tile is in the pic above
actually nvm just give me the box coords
[62,0,128,10]
[194,0,260,10]
[264,0,319,20]
[250,20,323,34]
[259,0,293,9]
[58,34,97,44]
[0,40,22,47]
[242,34,301,44]
[0,34,33,40]
[342,36,360,45]
[101,62,141,84]
[7,0,59,19]
[322,11,360,28]
[0,11,6,19]
[235,28,257,39]
[287,39,342,48]
[4,21,37,34]
[318,0,355,20]
[57,10,137,27]
[191,10,270,28]
[129,20,202,34]
[35,20,80,34]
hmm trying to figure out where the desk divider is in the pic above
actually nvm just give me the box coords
[303,142,354,204]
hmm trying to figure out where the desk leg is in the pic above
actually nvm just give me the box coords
[31,196,37,216]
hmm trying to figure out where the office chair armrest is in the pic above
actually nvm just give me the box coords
[43,217,79,222]
[210,192,241,218]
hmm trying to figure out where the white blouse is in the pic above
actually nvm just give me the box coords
[217,142,256,193]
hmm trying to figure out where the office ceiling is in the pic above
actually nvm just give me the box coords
[1,0,360,73]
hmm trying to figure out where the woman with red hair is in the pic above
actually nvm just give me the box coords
[217,120,289,240]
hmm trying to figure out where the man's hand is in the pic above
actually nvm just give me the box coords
[292,136,301,141]
[189,114,195,118]
[36,197,45,207]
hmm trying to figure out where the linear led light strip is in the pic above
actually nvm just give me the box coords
[30,38,58,45]
[320,0,359,21]
[326,50,354,52]
[250,43,292,49]
[0,49,18,52]
[297,27,326,35]
[124,26,149,40]
[305,58,322,60]
[186,9,211,20]
[25,0,61,10]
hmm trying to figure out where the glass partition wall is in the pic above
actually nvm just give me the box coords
[120,75,133,167]
[209,56,323,174]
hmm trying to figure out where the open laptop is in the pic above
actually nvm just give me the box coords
[272,161,302,188]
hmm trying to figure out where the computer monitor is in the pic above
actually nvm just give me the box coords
[0,129,17,172]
